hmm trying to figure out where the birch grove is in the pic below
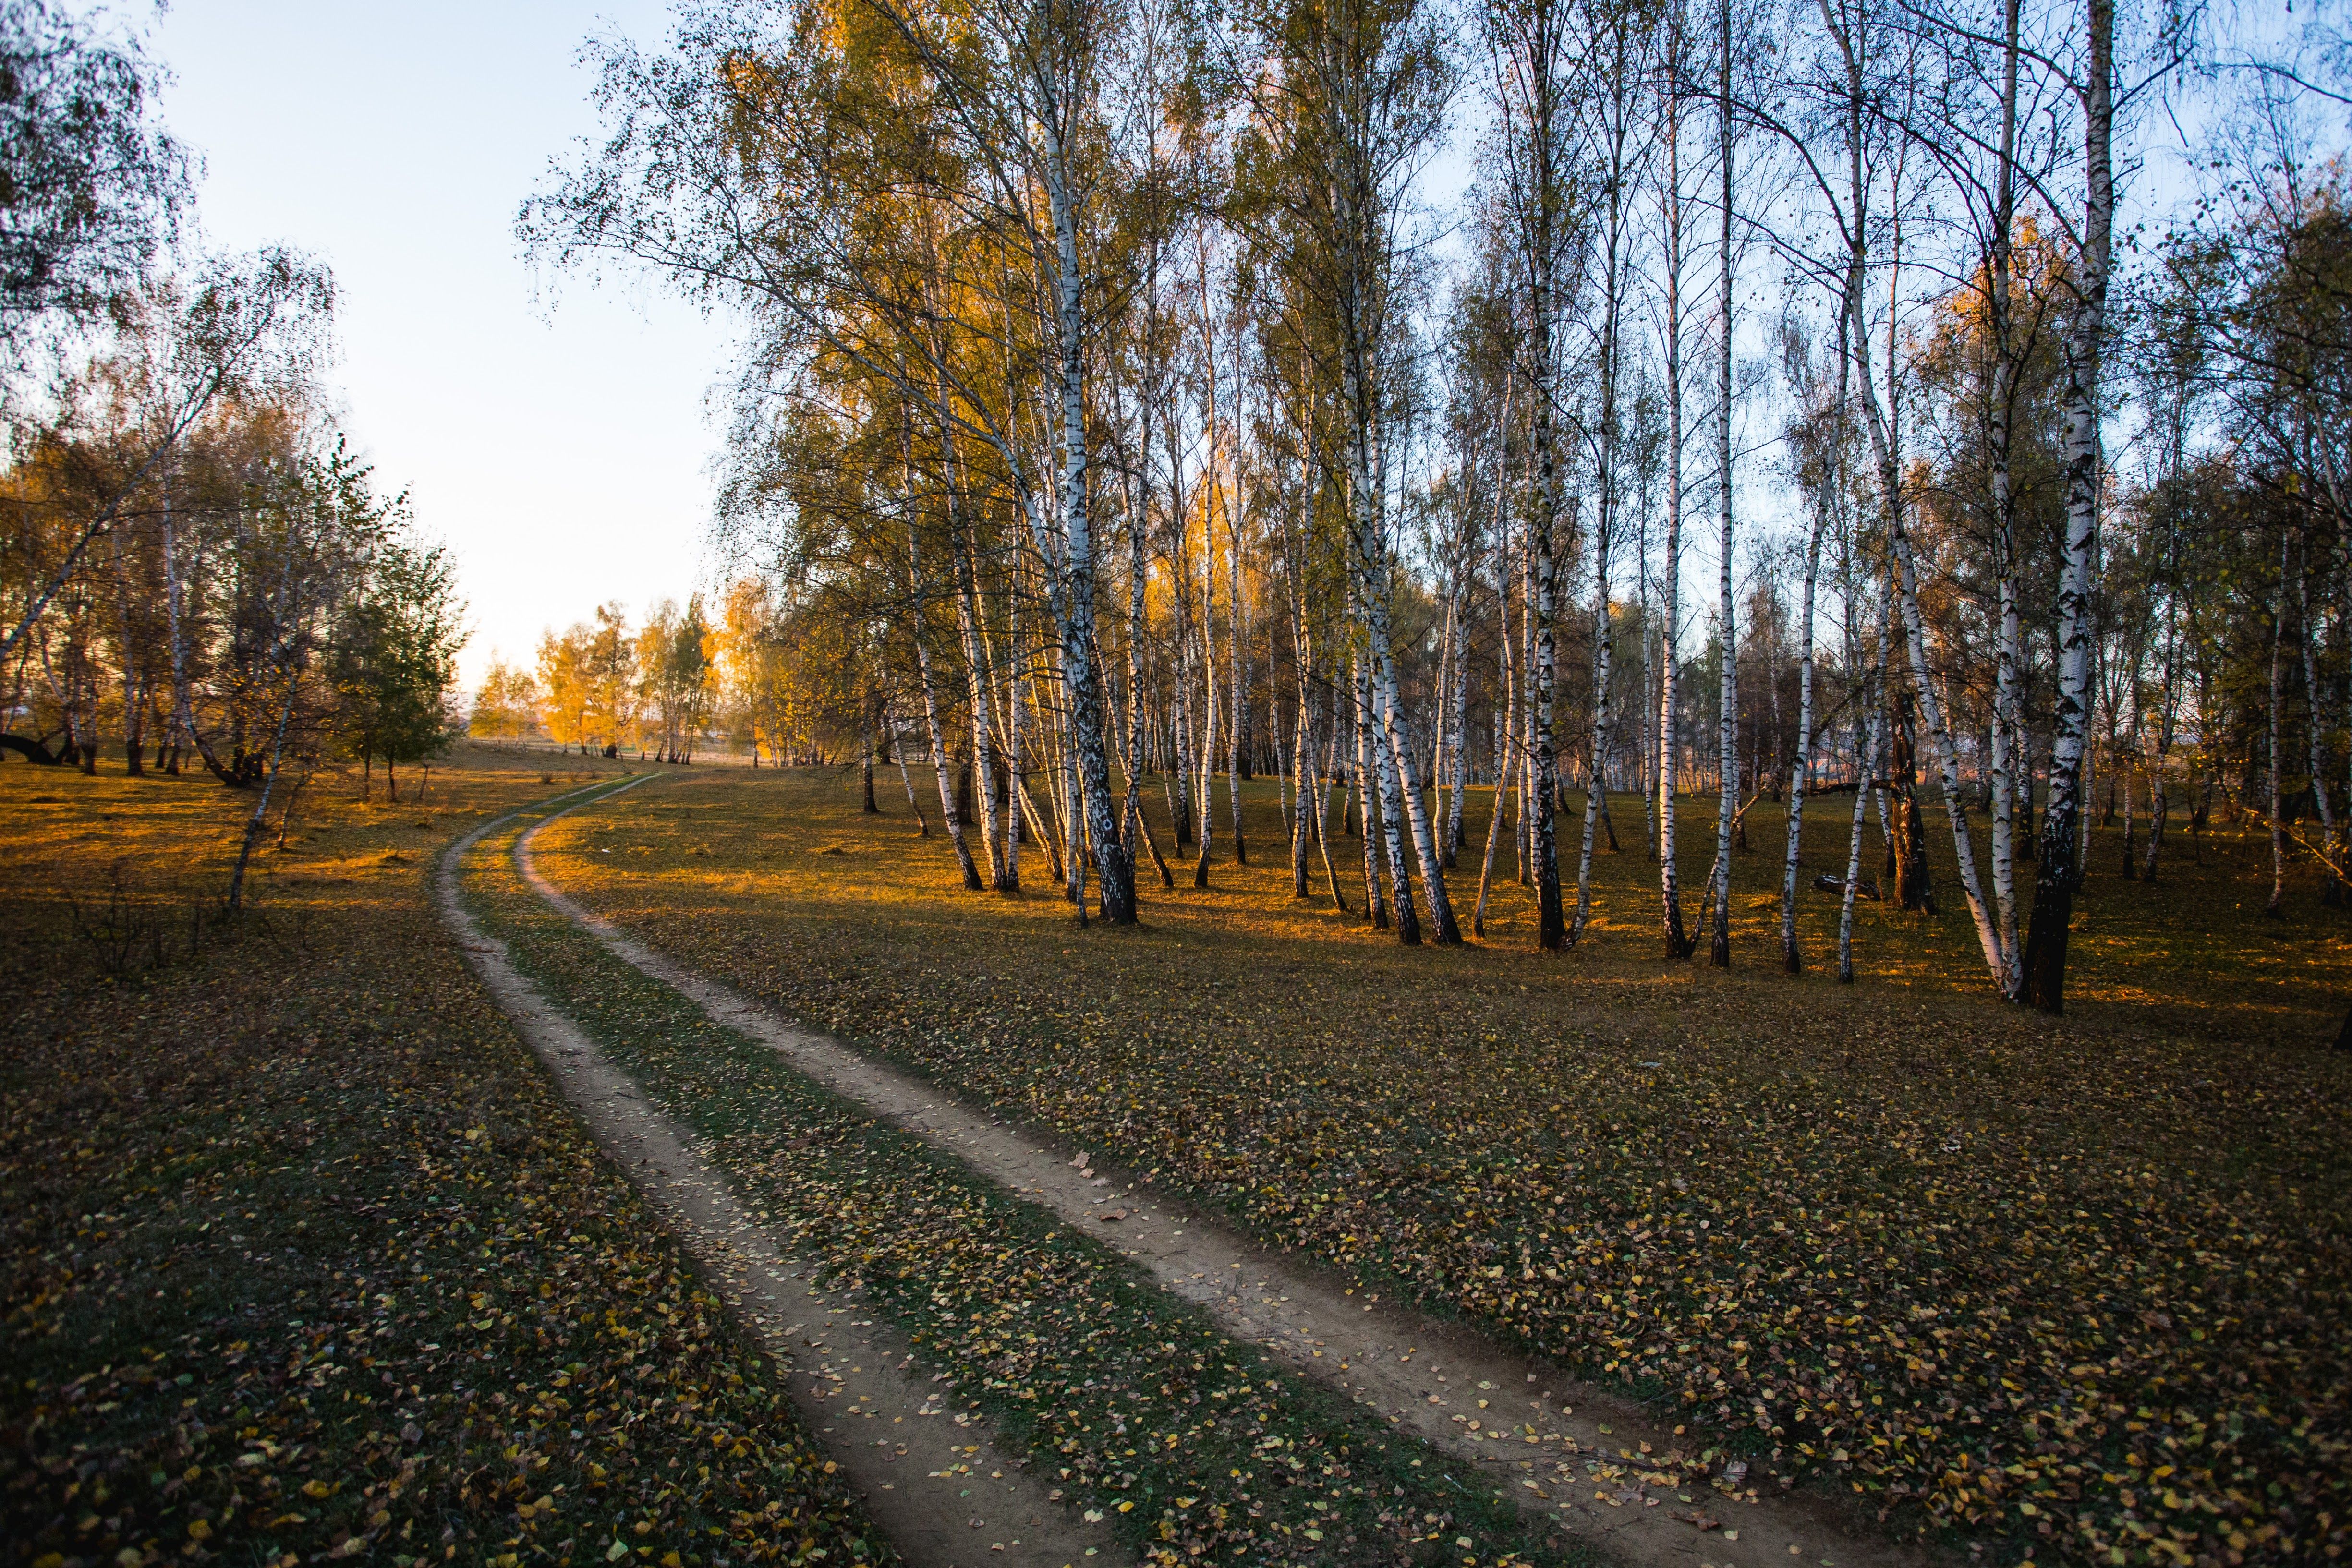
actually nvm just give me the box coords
[477,0,2352,1007]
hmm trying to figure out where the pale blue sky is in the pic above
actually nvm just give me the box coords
[150,0,733,692]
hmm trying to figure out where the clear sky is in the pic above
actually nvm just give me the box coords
[148,0,735,695]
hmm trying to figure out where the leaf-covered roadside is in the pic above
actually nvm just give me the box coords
[0,778,888,1568]
[551,771,2352,1568]
[463,817,1592,1568]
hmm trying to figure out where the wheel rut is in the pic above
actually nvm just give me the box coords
[440,784,1127,1568]
[514,785,1928,1568]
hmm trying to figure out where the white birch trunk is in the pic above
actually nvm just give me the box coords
[2269,540,2288,916]
[2020,0,2113,1006]
[1354,654,1391,929]
[890,713,929,834]
[1657,42,1691,956]
[1983,0,2027,998]
[1837,692,1882,983]
[1709,0,1737,968]
[1035,120,1134,921]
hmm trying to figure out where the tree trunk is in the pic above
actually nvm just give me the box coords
[890,715,929,835]
[1851,238,2006,985]
[1985,0,2027,996]
[1374,654,1456,941]
[1291,701,1314,898]
[1354,659,1389,929]
[2021,0,2114,1012]
[945,459,1008,891]
[1658,53,1691,958]
[1474,726,1516,939]
[1711,0,1737,969]
[1439,588,1458,865]
[1312,748,1349,911]
[1226,491,1248,868]
[1526,292,1566,950]
[2267,544,2289,917]
[1838,695,1883,983]
[1891,699,1934,914]
[2298,534,2341,903]
[1781,504,1824,973]
[1366,666,1422,944]
[1200,284,1247,868]
[1122,371,1152,872]
[1338,268,1456,943]
[1573,479,1612,941]
[1036,125,1135,923]
[1289,625,1316,900]
[227,675,299,915]
[913,619,982,890]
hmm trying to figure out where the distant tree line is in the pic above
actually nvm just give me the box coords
[473,579,870,768]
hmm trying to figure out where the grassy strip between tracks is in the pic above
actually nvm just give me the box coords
[462,809,1592,1568]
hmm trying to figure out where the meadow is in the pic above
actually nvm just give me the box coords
[0,748,890,1568]
[526,762,2352,1568]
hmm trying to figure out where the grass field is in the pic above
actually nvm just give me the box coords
[529,763,2352,1568]
[0,748,889,1568]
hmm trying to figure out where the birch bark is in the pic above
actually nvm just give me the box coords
[1983,0,2028,997]
[2267,537,2288,916]
[1524,159,1568,950]
[1837,690,1882,983]
[1709,0,1737,968]
[1657,25,1692,956]
[2021,0,2113,1008]
[890,714,929,834]
[947,487,1009,891]
[1780,503,1824,972]
[1354,653,1392,929]
[1036,109,1136,923]
[2297,537,2339,880]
